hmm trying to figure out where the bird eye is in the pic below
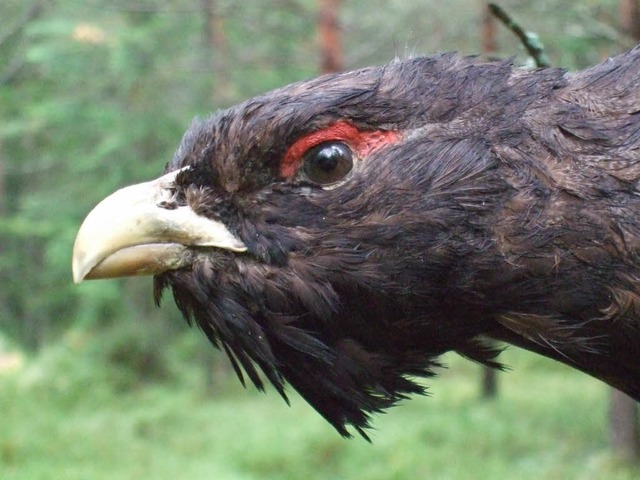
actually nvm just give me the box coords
[302,141,353,185]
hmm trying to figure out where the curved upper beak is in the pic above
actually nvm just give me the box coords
[72,169,247,283]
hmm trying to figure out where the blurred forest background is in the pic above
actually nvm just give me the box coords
[1,0,640,479]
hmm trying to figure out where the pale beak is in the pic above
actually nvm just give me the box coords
[72,169,247,283]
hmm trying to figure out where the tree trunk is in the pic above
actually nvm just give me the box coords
[318,0,343,74]
[0,139,6,329]
[606,2,640,464]
[201,0,231,104]
[480,1,497,58]
[610,389,640,462]
[200,0,232,389]
[479,2,499,399]
[620,0,640,41]
[481,365,498,398]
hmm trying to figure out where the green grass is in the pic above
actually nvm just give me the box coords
[0,334,638,480]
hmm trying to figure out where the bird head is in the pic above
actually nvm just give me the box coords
[73,51,640,437]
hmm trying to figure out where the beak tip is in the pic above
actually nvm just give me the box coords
[72,261,87,284]
[72,244,92,284]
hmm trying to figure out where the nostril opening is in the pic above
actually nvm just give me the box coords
[157,200,178,210]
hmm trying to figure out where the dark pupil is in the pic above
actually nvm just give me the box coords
[303,142,353,185]
[316,147,340,172]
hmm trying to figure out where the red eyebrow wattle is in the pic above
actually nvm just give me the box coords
[280,120,401,178]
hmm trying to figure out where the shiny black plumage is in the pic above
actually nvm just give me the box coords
[151,48,640,437]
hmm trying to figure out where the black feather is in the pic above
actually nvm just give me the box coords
[151,47,640,436]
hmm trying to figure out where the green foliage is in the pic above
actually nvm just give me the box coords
[0,0,630,348]
[1,345,639,479]
[0,0,323,348]
[0,1,637,474]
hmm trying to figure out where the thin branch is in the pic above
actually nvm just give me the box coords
[488,3,550,68]
[0,1,44,48]
[0,56,25,85]
[0,1,46,85]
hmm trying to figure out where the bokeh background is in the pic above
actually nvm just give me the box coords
[1,1,639,478]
